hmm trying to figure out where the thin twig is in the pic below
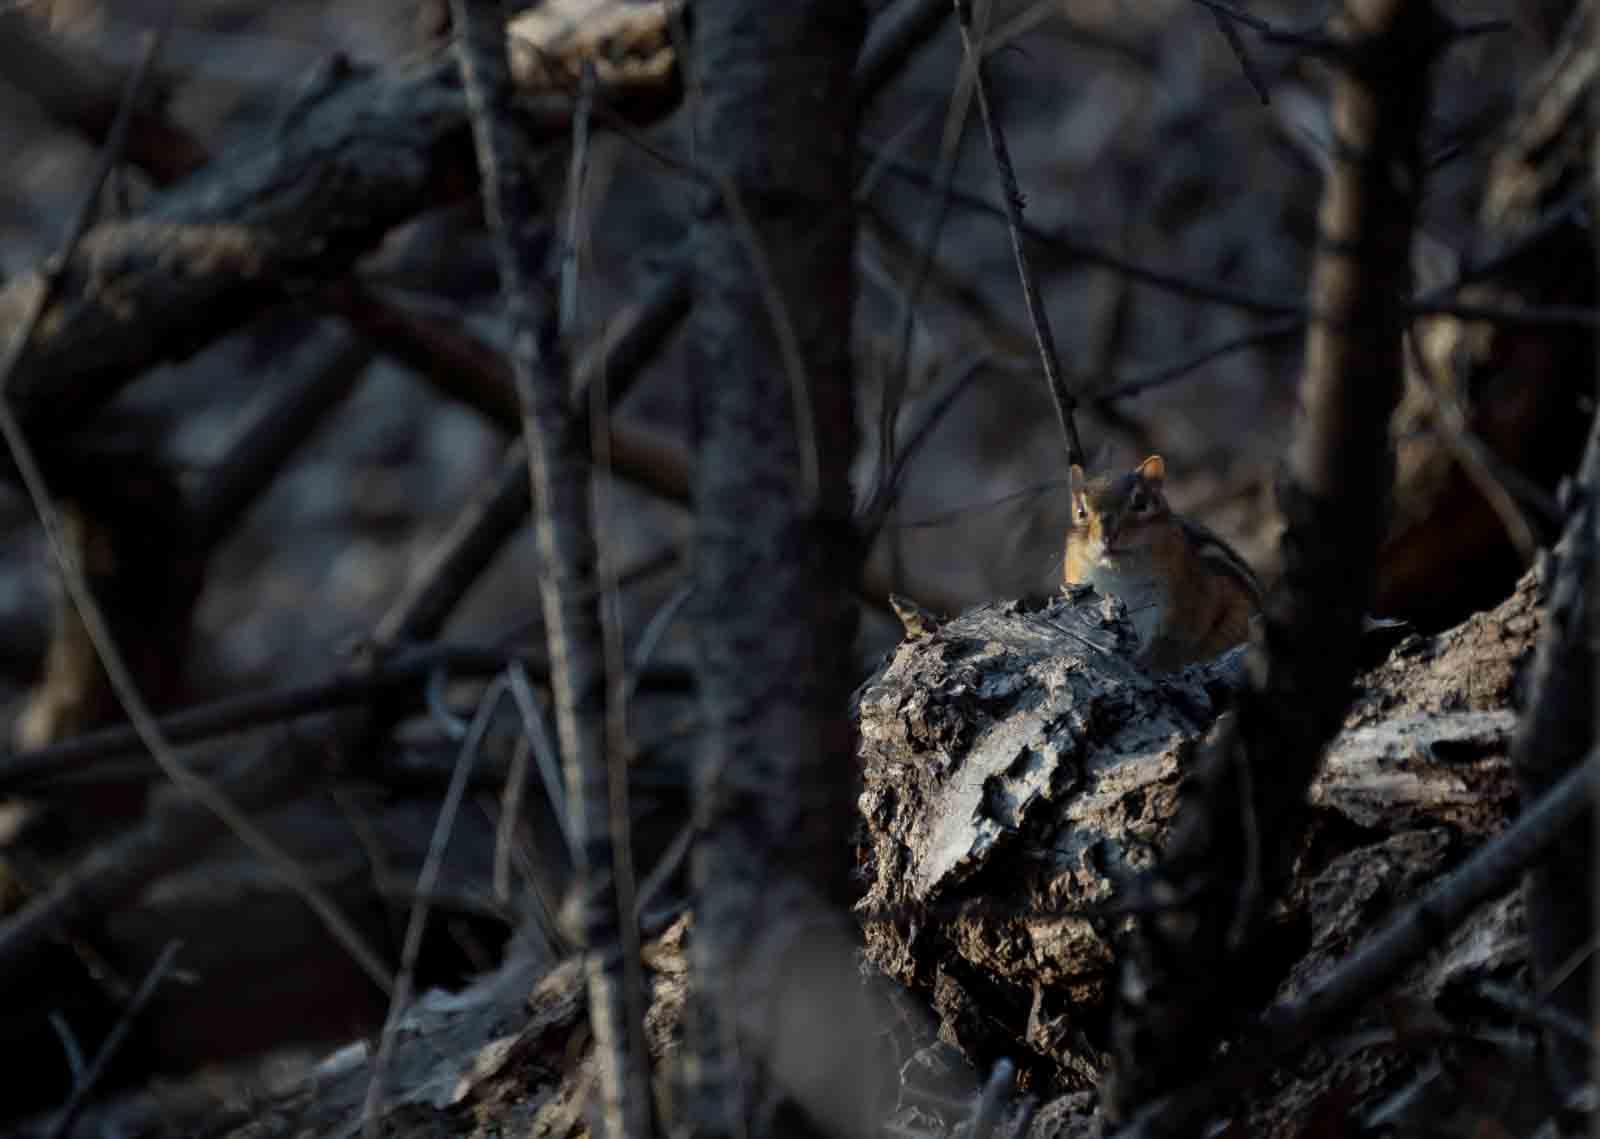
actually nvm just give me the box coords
[634,818,693,926]
[1097,315,1305,400]
[453,6,651,1139]
[892,476,1069,530]
[560,63,596,342]
[493,730,533,905]
[1407,297,1600,328]
[47,940,182,1139]
[1475,981,1593,1052]
[190,324,374,549]
[1188,0,1344,52]
[865,156,1591,338]
[0,12,206,185]
[863,148,1303,316]
[855,0,949,105]
[862,352,989,538]
[0,14,395,996]
[878,9,980,509]
[1403,325,1540,563]
[952,0,1084,467]
[47,1013,85,1087]
[0,643,515,789]
[362,677,504,1137]
[625,581,695,707]
[506,661,572,858]
[855,101,944,202]
[1210,11,1270,103]
[1419,184,1590,297]
[338,282,694,519]
[579,62,653,1139]
[0,27,165,393]
[621,577,695,924]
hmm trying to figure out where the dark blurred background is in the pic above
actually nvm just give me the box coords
[0,0,1581,1129]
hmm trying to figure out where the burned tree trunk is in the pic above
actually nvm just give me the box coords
[680,5,889,1139]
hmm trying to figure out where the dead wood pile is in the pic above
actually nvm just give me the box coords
[855,573,1540,1136]
[89,572,1547,1139]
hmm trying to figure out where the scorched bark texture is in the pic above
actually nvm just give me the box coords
[682,4,883,1139]
[854,579,1533,1123]
[855,591,1248,1089]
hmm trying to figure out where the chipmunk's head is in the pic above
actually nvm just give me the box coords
[1069,455,1169,557]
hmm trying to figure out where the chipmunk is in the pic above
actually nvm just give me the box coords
[1063,455,1263,671]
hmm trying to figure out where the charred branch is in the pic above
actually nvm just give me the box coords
[1103,0,1446,1125]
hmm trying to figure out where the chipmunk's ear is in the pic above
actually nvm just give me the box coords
[1069,464,1087,497]
[1135,454,1166,487]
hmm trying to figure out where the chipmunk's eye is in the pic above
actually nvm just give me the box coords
[1075,505,1088,524]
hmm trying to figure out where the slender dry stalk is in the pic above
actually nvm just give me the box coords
[46,940,182,1139]
[451,5,651,1139]
[361,678,503,1138]
[876,4,979,506]
[951,0,1085,468]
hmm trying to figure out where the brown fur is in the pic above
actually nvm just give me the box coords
[1064,455,1261,670]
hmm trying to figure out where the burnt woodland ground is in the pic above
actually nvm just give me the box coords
[0,0,1591,1135]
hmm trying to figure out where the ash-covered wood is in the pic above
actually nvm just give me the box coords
[855,588,1247,1088]
[854,579,1532,1114]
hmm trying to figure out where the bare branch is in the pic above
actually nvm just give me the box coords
[1104,0,1445,1125]
[362,676,501,1137]
[861,149,1303,315]
[952,0,1085,468]
[46,940,182,1139]
[1404,327,1540,563]
[855,0,950,105]
[876,13,979,512]
[1209,10,1270,104]
[1097,315,1305,400]
[452,6,651,1139]
[0,643,513,790]
[188,324,374,549]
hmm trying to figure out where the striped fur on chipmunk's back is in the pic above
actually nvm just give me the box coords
[1063,455,1262,671]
